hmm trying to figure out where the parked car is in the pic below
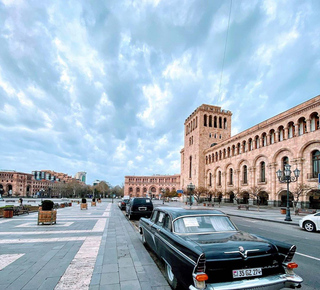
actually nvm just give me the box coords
[299,212,320,232]
[118,197,130,210]
[126,197,153,220]
[139,207,302,290]
[170,197,179,202]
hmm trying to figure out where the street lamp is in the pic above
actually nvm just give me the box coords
[161,189,165,205]
[276,164,300,221]
[187,183,195,208]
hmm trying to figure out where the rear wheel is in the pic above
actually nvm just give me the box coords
[303,221,316,232]
[165,261,178,289]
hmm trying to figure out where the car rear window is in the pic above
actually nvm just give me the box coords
[133,198,152,205]
[174,215,236,234]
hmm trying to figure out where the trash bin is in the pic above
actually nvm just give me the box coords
[280,208,286,214]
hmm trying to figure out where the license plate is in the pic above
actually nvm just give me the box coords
[138,207,147,211]
[232,268,262,279]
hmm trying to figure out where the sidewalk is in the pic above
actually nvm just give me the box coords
[0,201,170,290]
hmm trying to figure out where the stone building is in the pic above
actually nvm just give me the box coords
[180,95,320,209]
[0,170,83,198]
[124,174,180,199]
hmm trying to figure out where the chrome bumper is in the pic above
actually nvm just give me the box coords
[189,273,303,290]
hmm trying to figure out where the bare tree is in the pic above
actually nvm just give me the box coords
[249,186,265,211]
[291,183,314,213]
[193,186,207,203]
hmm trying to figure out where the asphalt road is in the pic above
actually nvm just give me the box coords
[231,216,320,290]
[124,209,319,290]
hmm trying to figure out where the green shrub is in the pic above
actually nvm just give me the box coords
[41,200,54,211]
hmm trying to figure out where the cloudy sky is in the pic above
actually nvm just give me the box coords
[0,0,319,186]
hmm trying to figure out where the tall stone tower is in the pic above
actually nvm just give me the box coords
[180,104,232,190]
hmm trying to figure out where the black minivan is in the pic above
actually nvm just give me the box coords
[126,197,153,220]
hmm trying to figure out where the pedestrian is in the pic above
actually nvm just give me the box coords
[19,197,23,206]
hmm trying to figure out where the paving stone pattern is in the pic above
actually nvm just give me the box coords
[0,201,170,290]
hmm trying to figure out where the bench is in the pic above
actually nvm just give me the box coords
[238,205,250,210]
[13,206,29,216]
[295,208,316,215]
[27,200,37,203]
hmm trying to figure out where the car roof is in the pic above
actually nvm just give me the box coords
[154,207,226,220]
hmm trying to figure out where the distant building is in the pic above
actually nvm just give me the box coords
[124,174,181,198]
[0,169,84,197]
[75,171,87,183]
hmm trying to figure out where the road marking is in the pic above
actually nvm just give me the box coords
[0,254,25,270]
[296,252,320,261]
[16,222,74,228]
[0,237,87,244]
[55,236,102,290]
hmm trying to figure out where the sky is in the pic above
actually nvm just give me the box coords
[0,0,320,187]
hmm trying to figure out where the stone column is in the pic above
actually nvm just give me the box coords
[306,119,311,133]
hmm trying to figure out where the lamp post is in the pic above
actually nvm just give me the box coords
[161,189,165,205]
[276,164,300,221]
[187,183,195,208]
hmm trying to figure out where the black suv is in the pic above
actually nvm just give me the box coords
[126,197,153,220]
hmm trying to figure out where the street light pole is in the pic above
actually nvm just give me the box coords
[276,164,300,221]
[161,189,165,205]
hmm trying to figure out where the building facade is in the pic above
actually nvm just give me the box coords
[124,174,181,198]
[180,95,320,208]
[0,170,84,198]
[75,171,87,183]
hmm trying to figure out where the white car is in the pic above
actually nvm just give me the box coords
[299,212,320,232]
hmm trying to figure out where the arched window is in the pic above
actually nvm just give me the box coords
[270,130,275,144]
[310,113,319,131]
[209,173,212,186]
[255,136,259,149]
[214,116,217,128]
[204,115,207,126]
[288,122,294,138]
[224,118,227,129]
[189,156,192,178]
[260,161,265,182]
[219,117,222,128]
[279,126,284,141]
[209,115,212,127]
[218,171,222,186]
[312,150,320,178]
[282,157,289,173]
[243,165,248,184]
[229,168,233,185]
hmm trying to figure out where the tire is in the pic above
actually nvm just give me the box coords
[303,221,316,232]
[165,262,178,290]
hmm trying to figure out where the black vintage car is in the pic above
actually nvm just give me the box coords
[126,197,153,220]
[139,207,303,290]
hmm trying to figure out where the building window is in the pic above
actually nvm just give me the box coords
[312,150,320,178]
[260,162,265,182]
[189,156,192,178]
[218,171,222,186]
[209,173,212,186]
[204,115,207,126]
[229,168,233,185]
[209,115,212,127]
[243,165,248,184]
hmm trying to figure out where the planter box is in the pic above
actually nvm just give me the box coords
[38,210,57,225]
[4,208,14,218]
[91,202,96,206]
[280,208,286,214]
[81,203,88,210]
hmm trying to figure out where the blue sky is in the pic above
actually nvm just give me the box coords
[0,0,319,186]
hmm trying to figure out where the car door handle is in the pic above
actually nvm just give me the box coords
[157,228,161,232]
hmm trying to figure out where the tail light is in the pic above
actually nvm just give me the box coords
[283,245,296,263]
[287,262,298,269]
[192,254,207,290]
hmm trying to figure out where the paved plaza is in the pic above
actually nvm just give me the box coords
[0,201,170,290]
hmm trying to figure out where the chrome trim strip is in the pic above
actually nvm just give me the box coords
[189,273,303,290]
